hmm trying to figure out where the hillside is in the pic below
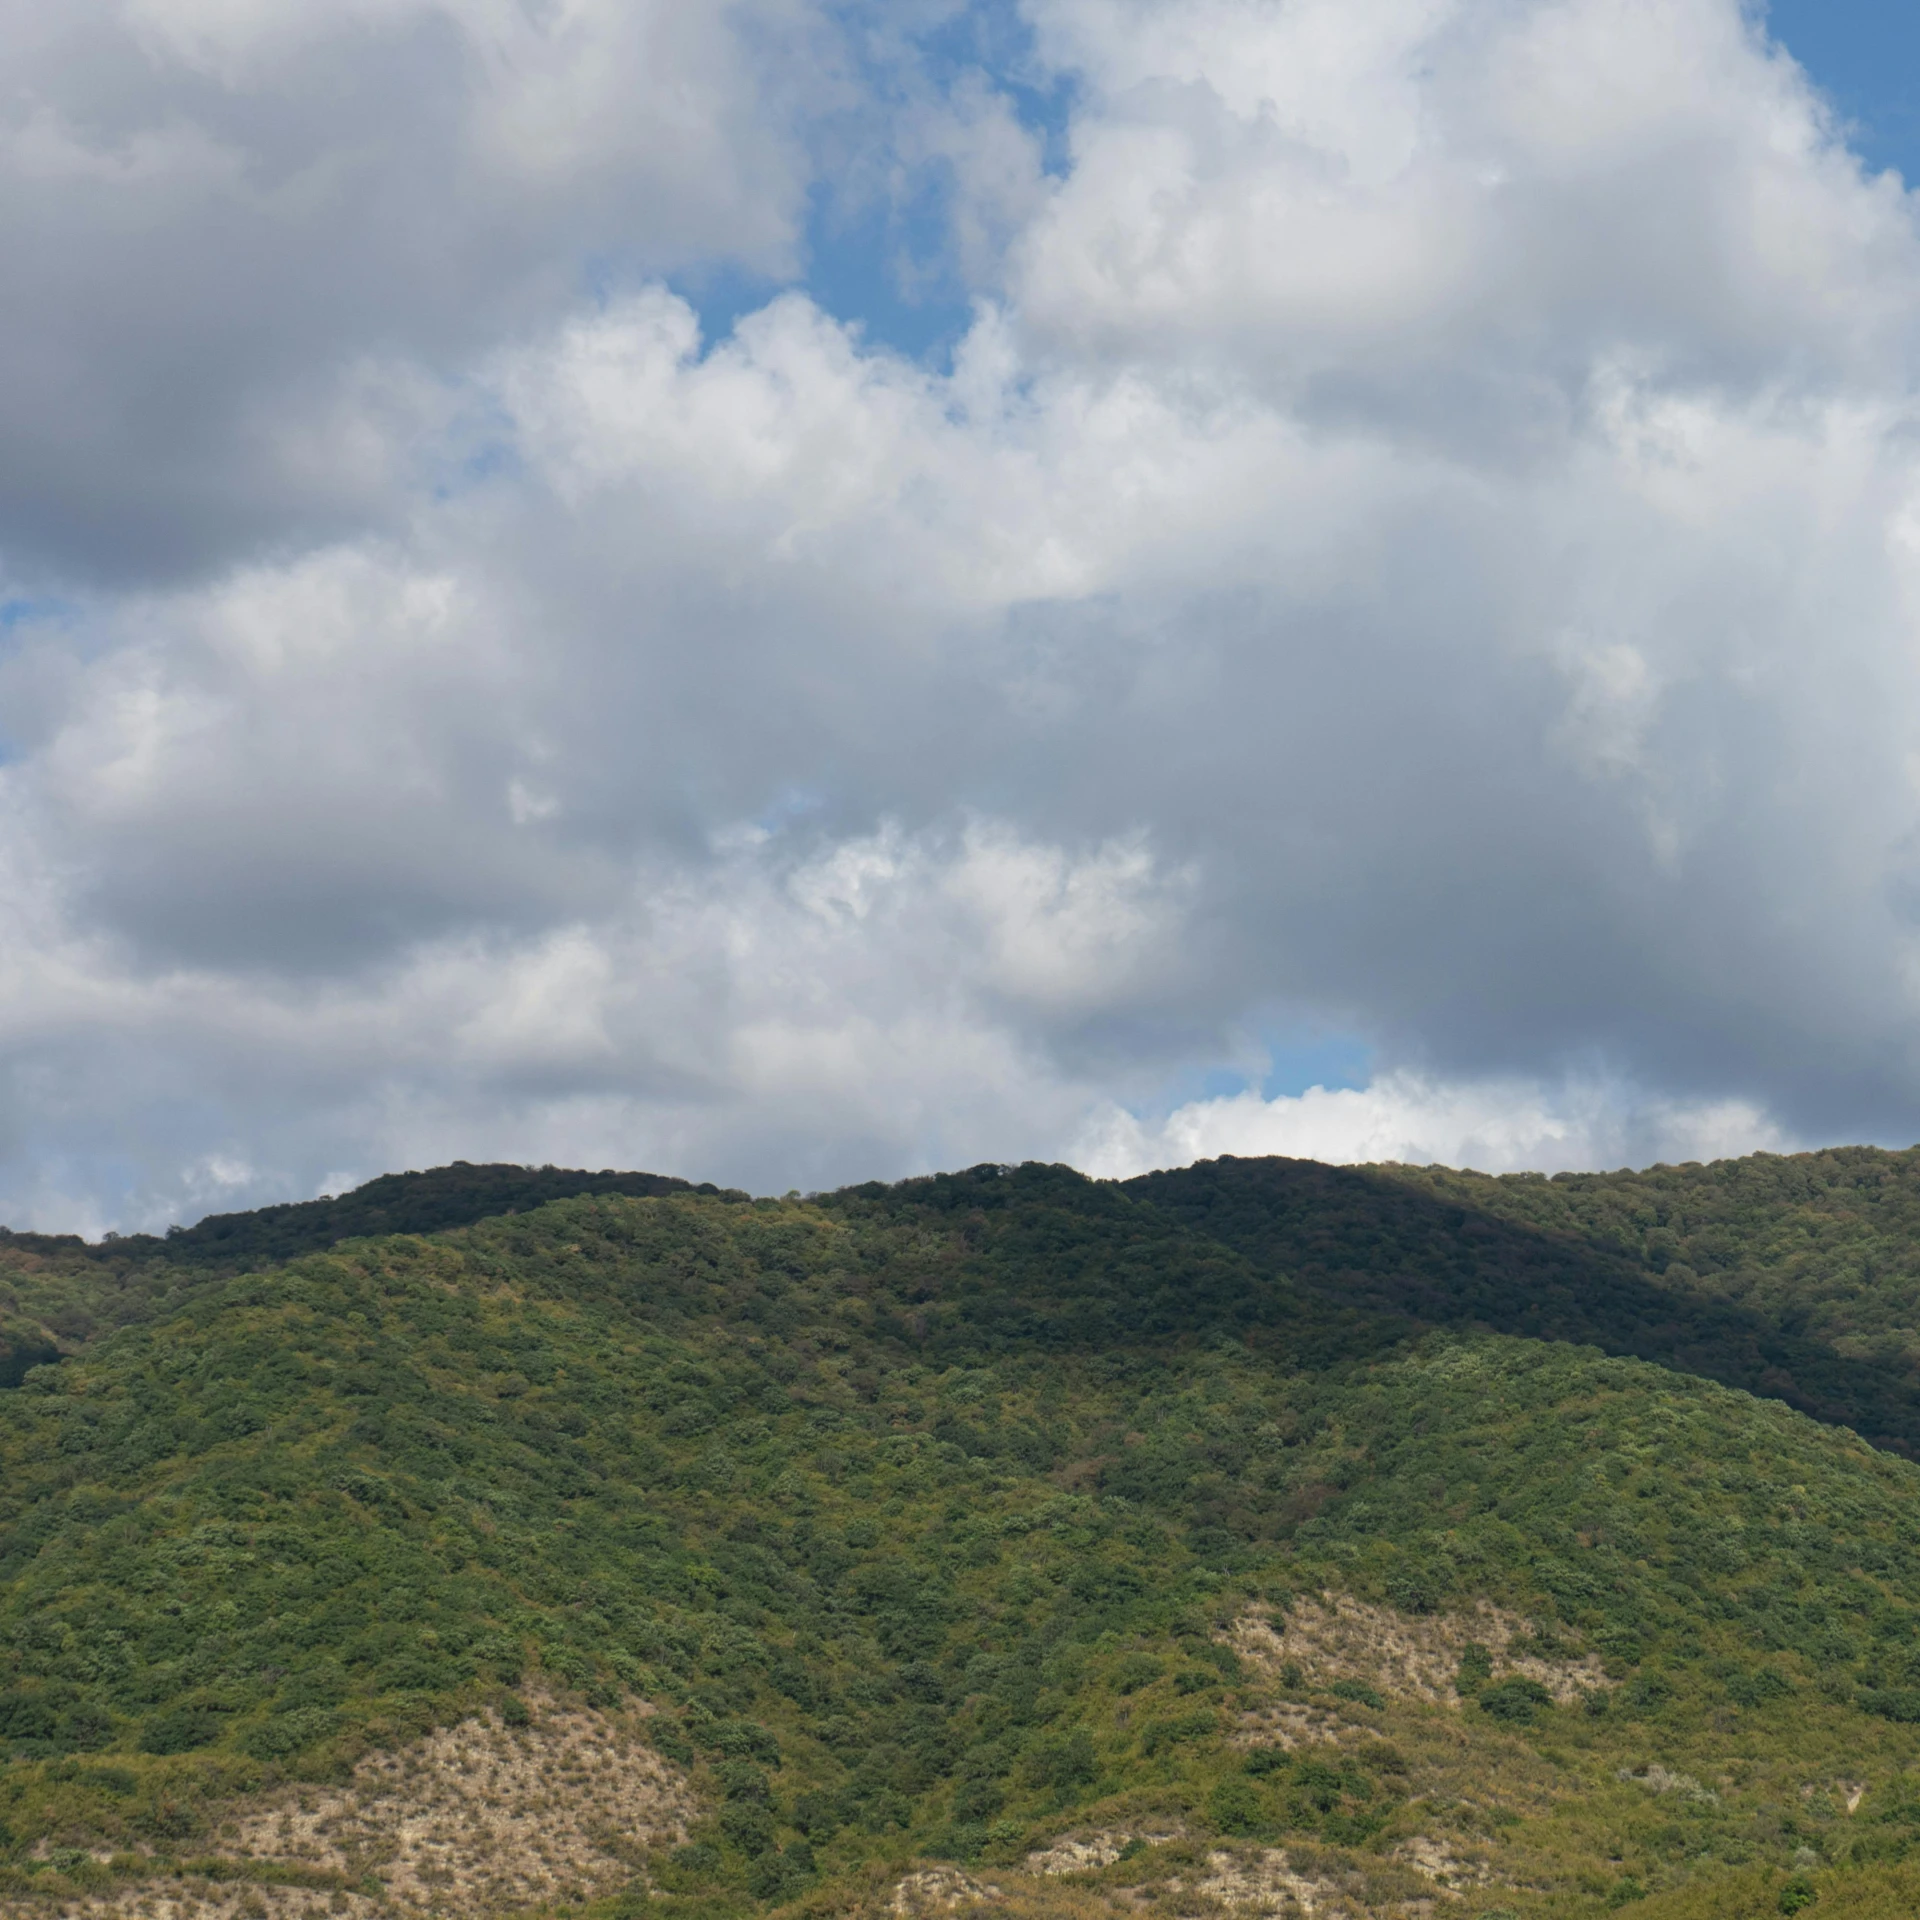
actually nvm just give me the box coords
[2,1157,1920,1919]
[1129,1149,1920,1455]
[0,1163,737,1387]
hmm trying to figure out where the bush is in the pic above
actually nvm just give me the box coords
[1208,1777,1272,1837]
[708,1720,780,1764]
[1478,1677,1553,1725]
[719,1801,776,1855]
[1859,1687,1920,1723]
[1018,1728,1097,1793]
[950,1779,1003,1823]
[140,1706,224,1754]
[1620,1674,1672,1716]
[1386,1563,1446,1615]
[1456,1643,1493,1695]
[1725,1667,1793,1707]
[0,1694,54,1743]
[1141,1712,1216,1757]
[241,1706,339,1758]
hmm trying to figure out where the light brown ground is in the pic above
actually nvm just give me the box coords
[1229,1597,1609,1708]
[0,1876,380,1920]
[0,1695,693,1920]
[1616,1764,1717,1804]
[1025,1830,1185,1875]
[890,1867,1006,1915]
[1388,1834,1494,1892]
[1188,1846,1434,1919]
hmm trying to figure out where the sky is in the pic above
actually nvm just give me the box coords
[0,0,1918,1229]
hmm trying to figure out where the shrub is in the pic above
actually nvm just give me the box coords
[1140,1712,1216,1756]
[0,1694,54,1743]
[241,1707,339,1758]
[1620,1674,1672,1716]
[1478,1677,1553,1725]
[140,1706,224,1754]
[720,1801,776,1855]
[708,1720,780,1764]
[1456,1643,1494,1695]
[1208,1777,1272,1837]
[1859,1687,1920,1723]
[1018,1728,1097,1793]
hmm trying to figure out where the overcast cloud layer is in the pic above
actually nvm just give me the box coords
[0,0,1914,1229]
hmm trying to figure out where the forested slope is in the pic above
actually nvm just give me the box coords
[0,1162,737,1387]
[3,1165,1920,1919]
[1129,1149,1920,1455]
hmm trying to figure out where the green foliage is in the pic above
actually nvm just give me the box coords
[1456,1640,1494,1694]
[1127,1148,1920,1456]
[1477,1676,1553,1724]
[1206,1775,1273,1836]
[1329,1679,1386,1709]
[12,1156,1920,1914]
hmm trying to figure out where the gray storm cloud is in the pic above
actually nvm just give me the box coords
[0,0,1913,1227]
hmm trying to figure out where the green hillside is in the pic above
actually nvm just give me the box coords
[1129,1149,1920,1455]
[0,1162,735,1388]
[3,1157,1920,1920]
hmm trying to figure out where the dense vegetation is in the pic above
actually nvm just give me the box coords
[0,1162,731,1388]
[4,1152,1920,1919]
[1129,1150,1920,1455]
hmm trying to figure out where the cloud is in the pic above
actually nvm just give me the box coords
[0,0,1918,1226]
[0,0,825,582]
[1075,1071,1793,1181]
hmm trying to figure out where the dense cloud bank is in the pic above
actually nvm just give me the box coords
[0,0,1912,1225]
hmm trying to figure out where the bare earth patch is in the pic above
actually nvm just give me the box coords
[1024,1829,1184,1875]
[1618,1765,1718,1805]
[1193,1846,1396,1918]
[1229,1596,1609,1707]
[890,1867,1005,1915]
[1390,1834,1495,1891]
[1230,1701,1349,1753]
[0,1695,693,1920]
[1184,1845,1440,1919]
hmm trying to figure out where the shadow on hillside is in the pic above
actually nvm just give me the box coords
[1,1162,743,1278]
[1126,1155,1920,1458]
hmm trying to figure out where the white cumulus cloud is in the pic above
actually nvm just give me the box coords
[0,0,1914,1225]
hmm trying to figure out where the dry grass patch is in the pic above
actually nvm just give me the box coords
[0,1694,692,1920]
[0,1881,381,1920]
[1230,1597,1607,1708]
[889,1867,1006,1915]
[1025,1831,1185,1876]
[1388,1833,1494,1893]
[222,1694,692,1910]
[1190,1845,1433,1918]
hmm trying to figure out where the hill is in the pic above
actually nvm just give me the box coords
[0,1162,738,1387]
[2,1156,1920,1920]
[1128,1148,1920,1455]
